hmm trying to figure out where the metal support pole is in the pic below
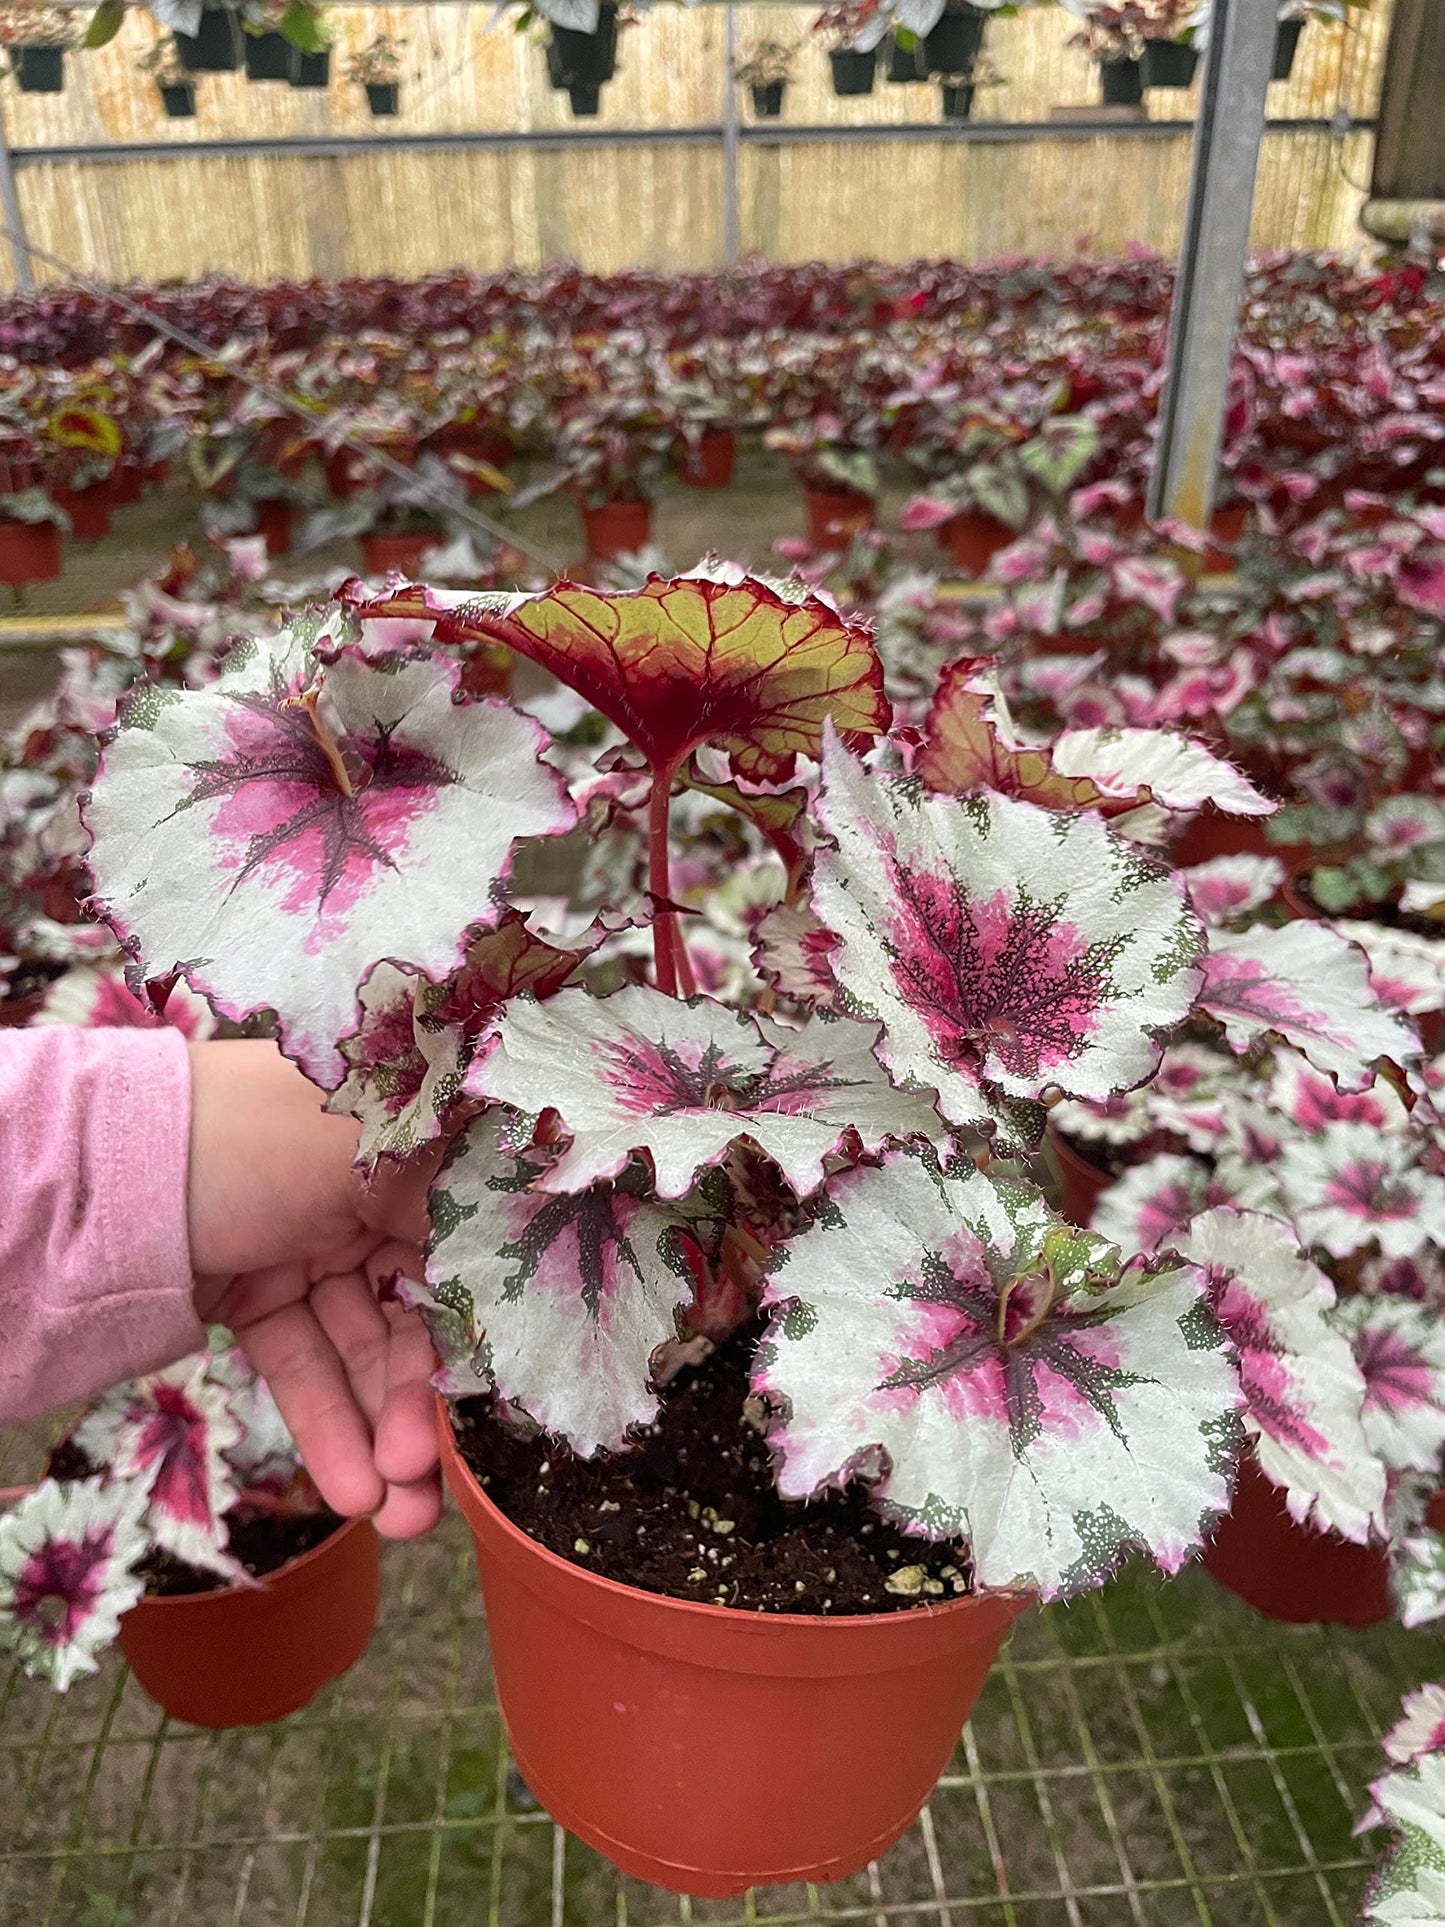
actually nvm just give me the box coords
[1146,0,1276,529]
[0,94,32,293]
[722,5,741,266]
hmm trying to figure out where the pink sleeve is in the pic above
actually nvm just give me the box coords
[0,1026,203,1424]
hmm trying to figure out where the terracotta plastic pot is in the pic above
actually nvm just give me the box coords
[361,529,440,576]
[1202,500,1248,571]
[581,497,653,560]
[0,518,61,587]
[1046,1128,1112,1228]
[938,508,1014,576]
[110,462,144,506]
[116,1518,381,1726]
[439,1404,1024,1898]
[803,485,872,552]
[679,428,736,490]
[252,497,295,557]
[53,485,112,541]
[325,446,374,499]
[1202,1454,1389,1627]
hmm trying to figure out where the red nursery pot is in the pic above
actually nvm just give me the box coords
[361,529,441,576]
[1202,1453,1390,1628]
[1202,501,1248,572]
[53,484,112,541]
[324,446,375,499]
[252,498,295,557]
[0,518,61,586]
[439,1405,1024,1898]
[1047,1128,1111,1229]
[938,509,1014,577]
[679,428,737,490]
[109,462,144,507]
[581,497,653,561]
[116,1517,381,1727]
[803,486,873,552]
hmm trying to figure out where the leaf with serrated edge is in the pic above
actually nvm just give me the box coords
[0,1478,147,1691]
[1335,920,1445,1018]
[1052,728,1276,818]
[1181,856,1284,926]
[1363,1748,1445,1926]
[425,1116,699,1454]
[813,728,1204,1140]
[752,901,839,1008]
[1198,923,1420,1093]
[1176,1207,1383,1543]
[83,612,575,1086]
[1278,1123,1445,1260]
[471,985,946,1197]
[1334,1296,1445,1475]
[326,963,466,1169]
[753,1152,1240,1600]
[1092,1154,1227,1254]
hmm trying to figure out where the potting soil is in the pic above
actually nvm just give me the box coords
[455,1322,974,1614]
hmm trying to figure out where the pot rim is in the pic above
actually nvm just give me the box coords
[130,1511,372,1612]
[436,1392,1030,1632]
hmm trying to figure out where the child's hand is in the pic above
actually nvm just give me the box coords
[187,1040,443,1539]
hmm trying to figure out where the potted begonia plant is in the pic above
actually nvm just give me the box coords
[347,31,401,113]
[0,1341,381,1726]
[0,483,65,588]
[545,388,675,559]
[765,417,881,551]
[1062,0,1198,107]
[77,563,1428,1893]
[899,405,1101,574]
[736,37,793,118]
[816,3,881,96]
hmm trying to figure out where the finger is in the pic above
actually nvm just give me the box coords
[373,1473,444,1540]
[232,1298,385,1519]
[308,1268,394,1430]
[374,1301,444,1488]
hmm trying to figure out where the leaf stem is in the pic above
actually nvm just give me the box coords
[297,687,355,799]
[649,763,678,998]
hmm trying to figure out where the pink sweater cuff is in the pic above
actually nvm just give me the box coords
[0,1025,202,1425]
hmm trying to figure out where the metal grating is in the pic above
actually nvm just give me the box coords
[0,1410,1429,1927]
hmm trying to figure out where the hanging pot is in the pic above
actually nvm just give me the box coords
[361,528,441,576]
[13,47,64,93]
[1272,17,1303,82]
[803,484,872,550]
[117,1519,381,1728]
[1099,55,1144,106]
[550,2,618,88]
[52,484,112,542]
[887,35,922,82]
[175,8,244,74]
[568,79,601,116]
[1202,1454,1390,1628]
[1142,39,1199,88]
[0,519,61,587]
[750,80,784,117]
[244,30,294,80]
[365,81,399,115]
[439,1405,1024,1899]
[158,80,198,118]
[829,47,878,97]
[940,81,975,121]
[923,5,984,76]
[678,428,736,490]
[938,507,1013,575]
[581,496,652,560]
[290,48,331,88]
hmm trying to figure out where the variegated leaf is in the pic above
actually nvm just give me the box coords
[1364,1747,1445,1925]
[1051,728,1276,818]
[326,963,467,1168]
[0,1478,147,1691]
[1334,1296,1445,1475]
[1091,1154,1227,1255]
[1181,855,1284,926]
[1278,1124,1445,1261]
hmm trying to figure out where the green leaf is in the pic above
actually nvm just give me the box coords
[280,0,328,52]
[83,0,125,48]
[967,462,1030,529]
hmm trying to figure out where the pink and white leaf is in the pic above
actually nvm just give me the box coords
[425,1115,697,1455]
[327,963,467,1168]
[1278,1124,1445,1261]
[1091,1154,1225,1256]
[34,963,216,1038]
[1182,856,1285,927]
[471,985,946,1198]
[1334,921,1445,1019]
[1385,1683,1445,1767]
[1267,1051,1411,1136]
[1051,729,1276,818]
[753,1152,1240,1600]
[73,1357,244,1579]
[811,728,1204,1136]
[1198,923,1420,1091]
[1333,1295,1445,1475]
[390,1272,485,1399]
[0,1477,147,1691]
[1362,1748,1445,1925]
[1175,1207,1384,1543]
[83,613,575,1086]
[752,901,840,1009]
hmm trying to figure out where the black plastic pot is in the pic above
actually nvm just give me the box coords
[887,36,922,82]
[568,79,601,115]
[1100,55,1144,105]
[159,80,197,117]
[1273,17,1302,81]
[1143,38,1198,87]
[940,80,974,120]
[750,80,784,117]
[14,47,64,93]
[175,8,243,73]
[923,6,983,77]
[290,48,330,88]
[550,2,618,89]
[365,81,399,116]
[244,30,293,80]
[829,47,877,97]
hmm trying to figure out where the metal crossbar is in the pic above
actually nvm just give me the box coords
[0,1424,1427,1927]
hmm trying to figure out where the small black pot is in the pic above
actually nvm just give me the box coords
[568,79,601,115]
[750,80,784,118]
[829,47,877,97]
[365,80,399,116]
[159,80,197,117]
[290,48,330,88]
[175,8,242,73]
[14,46,64,93]
[887,36,922,82]
[550,2,618,88]
[940,80,974,121]
[1273,17,1302,81]
[244,30,293,80]
[1099,55,1144,106]
[1143,38,1198,88]
[923,6,983,77]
